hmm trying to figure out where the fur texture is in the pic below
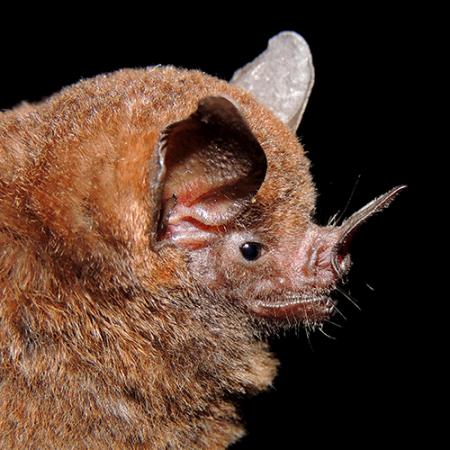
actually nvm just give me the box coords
[0,67,318,448]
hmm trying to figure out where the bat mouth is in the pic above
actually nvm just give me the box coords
[248,294,334,321]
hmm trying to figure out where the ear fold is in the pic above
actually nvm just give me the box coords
[150,96,267,250]
[231,31,314,132]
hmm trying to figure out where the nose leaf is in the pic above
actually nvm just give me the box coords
[331,185,407,275]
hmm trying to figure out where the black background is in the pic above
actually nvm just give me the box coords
[1,9,433,449]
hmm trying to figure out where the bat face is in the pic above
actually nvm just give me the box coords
[0,31,405,448]
[153,95,334,324]
[152,94,404,326]
[185,186,405,324]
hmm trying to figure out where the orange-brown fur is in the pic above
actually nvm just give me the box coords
[0,67,315,448]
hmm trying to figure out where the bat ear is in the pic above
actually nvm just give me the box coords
[231,31,314,132]
[150,96,267,250]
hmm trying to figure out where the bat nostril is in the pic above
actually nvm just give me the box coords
[331,246,351,277]
[298,226,351,282]
[303,244,332,277]
[338,253,351,272]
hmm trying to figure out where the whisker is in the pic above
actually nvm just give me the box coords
[365,282,375,292]
[336,287,361,311]
[304,326,313,350]
[318,325,336,340]
[324,319,343,328]
[328,211,340,226]
[303,309,314,351]
[330,302,347,321]
[334,174,361,225]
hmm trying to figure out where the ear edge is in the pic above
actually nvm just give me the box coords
[230,31,315,132]
[149,96,267,251]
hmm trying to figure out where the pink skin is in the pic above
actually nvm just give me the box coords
[155,97,406,323]
[186,186,406,322]
[246,225,347,320]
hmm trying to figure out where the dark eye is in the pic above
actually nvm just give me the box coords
[240,242,263,261]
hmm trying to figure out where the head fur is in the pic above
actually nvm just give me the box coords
[0,33,403,448]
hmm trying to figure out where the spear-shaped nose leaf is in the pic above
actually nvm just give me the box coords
[332,185,407,275]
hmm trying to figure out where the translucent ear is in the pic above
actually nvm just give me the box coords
[231,31,315,132]
[150,96,267,250]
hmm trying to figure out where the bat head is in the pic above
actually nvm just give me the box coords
[2,33,405,336]
[151,32,405,326]
[0,32,406,448]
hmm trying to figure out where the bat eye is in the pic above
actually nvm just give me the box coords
[240,242,263,261]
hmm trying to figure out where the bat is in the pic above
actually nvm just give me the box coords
[0,32,405,448]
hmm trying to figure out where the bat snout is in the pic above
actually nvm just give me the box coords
[289,225,344,291]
